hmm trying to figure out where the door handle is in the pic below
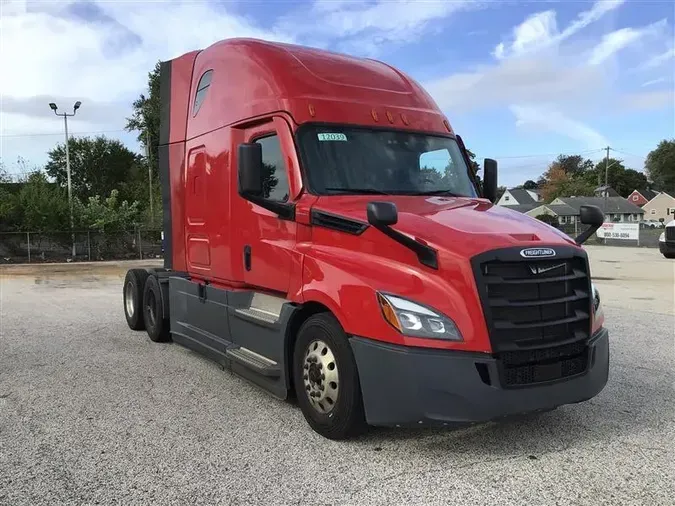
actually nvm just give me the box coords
[244,245,252,271]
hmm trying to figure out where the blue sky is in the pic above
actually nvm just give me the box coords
[1,0,673,187]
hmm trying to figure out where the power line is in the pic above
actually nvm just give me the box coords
[491,148,605,160]
[610,148,647,159]
[0,129,128,139]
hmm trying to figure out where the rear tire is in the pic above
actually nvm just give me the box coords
[123,269,150,330]
[142,275,171,343]
[663,253,675,259]
[292,313,366,440]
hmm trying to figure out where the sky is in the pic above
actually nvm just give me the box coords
[1,0,673,187]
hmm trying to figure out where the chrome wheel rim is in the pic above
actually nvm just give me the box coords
[125,282,135,317]
[303,339,339,414]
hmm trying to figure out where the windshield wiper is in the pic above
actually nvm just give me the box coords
[408,189,462,197]
[324,187,391,195]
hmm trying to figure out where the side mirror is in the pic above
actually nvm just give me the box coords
[238,143,263,196]
[367,201,398,226]
[574,205,605,245]
[366,201,438,269]
[483,158,498,203]
[579,205,604,226]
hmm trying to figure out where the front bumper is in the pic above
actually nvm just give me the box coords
[659,241,675,256]
[350,328,609,427]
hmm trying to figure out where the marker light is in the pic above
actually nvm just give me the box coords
[591,282,604,333]
[377,293,462,341]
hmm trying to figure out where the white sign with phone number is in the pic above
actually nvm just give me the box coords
[596,222,639,240]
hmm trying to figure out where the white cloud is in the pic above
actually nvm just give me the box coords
[494,0,624,60]
[495,10,558,60]
[425,55,605,113]
[510,105,610,149]
[276,0,476,56]
[588,28,644,65]
[619,90,674,111]
[641,47,675,69]
[426,2,673,156]
[588,19,668,65]
[641,77,667,87]
[0,0,293,170]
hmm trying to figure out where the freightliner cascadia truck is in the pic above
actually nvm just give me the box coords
[122,38,609,440]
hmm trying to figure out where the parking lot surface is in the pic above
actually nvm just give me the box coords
[1,247,673,505]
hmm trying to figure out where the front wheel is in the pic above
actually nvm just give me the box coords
[292,313,367,440]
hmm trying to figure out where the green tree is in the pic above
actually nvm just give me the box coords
[0,161,14,229]
[523,180,538,190]
[555,154,594,178]
[14,172,71,232]
[126,61,161,176]
[645,139,675,194]
[76,189,141,232]
[541,163,594,202]
[583,158,649,197]
[44,136,145,205]
[465,148,482,187]
[535,213,558,227]
[0,160,10,182]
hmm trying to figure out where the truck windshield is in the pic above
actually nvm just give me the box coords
[297,125,478,197]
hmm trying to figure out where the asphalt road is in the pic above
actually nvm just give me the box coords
[1,250,673,505]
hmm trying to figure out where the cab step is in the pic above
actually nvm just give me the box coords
[225,346,281,378]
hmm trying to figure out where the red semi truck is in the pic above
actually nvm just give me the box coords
[122,38,609,440]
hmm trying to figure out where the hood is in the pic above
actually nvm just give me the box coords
[312,195,579,258]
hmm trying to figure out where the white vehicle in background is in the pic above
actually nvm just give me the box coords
[642,219,664,229]
[658,220,675,259]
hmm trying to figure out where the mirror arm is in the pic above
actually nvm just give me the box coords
[241,192,296,221]
[370,221,438,269]
[574,223,601,245]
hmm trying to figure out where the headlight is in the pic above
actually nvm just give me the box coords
[659,232,665,242]
[376,293,462,341]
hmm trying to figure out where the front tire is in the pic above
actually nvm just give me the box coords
[142,275,171,343]
[123,269,150,330]
[292,313,366,440]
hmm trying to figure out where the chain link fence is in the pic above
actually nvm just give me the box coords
[0,222,664,265]
[0,229,163,264]
[553,223,663,247]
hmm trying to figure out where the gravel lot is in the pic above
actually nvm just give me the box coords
[1,249,673,505]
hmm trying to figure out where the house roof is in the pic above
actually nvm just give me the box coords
[642,191,675,206]
[639,189,659,201]
[507,188,537,205]
[506,203,540,213]
[557,196,645,214]
[546,204,579,216]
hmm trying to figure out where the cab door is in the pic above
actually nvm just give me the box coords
[231,116,298,294]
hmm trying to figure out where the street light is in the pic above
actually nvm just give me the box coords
[50,101,81,258]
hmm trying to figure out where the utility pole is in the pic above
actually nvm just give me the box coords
[604,145,610,221]
[49,101,81,258]
[145,129,154,226]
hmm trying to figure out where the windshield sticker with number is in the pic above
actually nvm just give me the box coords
[317,133,347,142]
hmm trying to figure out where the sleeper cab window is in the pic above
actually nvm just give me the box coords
[255,134,290,202]
[192,70,213,116]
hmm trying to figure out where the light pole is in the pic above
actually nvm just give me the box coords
[49,101,81,258]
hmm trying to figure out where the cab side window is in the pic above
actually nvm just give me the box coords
[192,70,213,116]
[255,134,290,202]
